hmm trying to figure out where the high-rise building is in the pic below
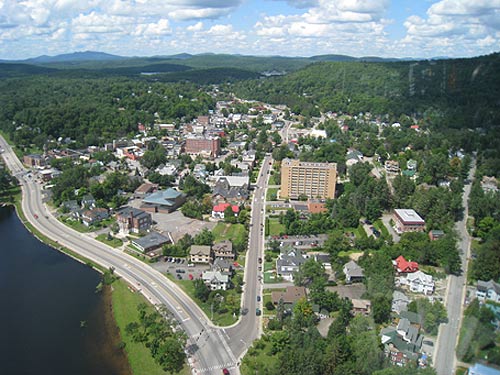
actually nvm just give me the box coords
[280,158,337,199]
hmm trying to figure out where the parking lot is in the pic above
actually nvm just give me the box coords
[151,257,210,280]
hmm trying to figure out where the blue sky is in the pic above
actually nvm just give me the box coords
[0,0,498,60]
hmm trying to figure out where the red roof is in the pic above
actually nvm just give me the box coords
[213,203,239,213]
[395,255,419,273]
[410,125,419,129]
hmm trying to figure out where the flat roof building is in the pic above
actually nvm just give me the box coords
[280,158,337,199]
[394,209,425,233]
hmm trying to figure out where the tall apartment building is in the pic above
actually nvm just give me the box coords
[184,136,220,158]
[280,158,337,199]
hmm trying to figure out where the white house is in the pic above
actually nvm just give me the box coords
[400,271,434,295]
[476,280,500,303]
[202,271,229,290]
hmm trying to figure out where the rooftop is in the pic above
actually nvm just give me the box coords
[394,209,425,224]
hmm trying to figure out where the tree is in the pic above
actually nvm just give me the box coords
[155,337,185,373]
[408,298,448,335]
[194,228,214,246]
[193,279,210,302]
[294,259,325,287]
[371,294,391,324]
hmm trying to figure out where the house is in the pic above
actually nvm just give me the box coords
[343,260,364,283]
[81,208,109,227]
[397,318,423,346]
[80,194,96,209]
[468,363,500,375]
[115,207,152,234]
[399,311,423,328]
[211,203,240,220]
[346,150,364,167]
[131,232,171,254]
[23,154,45,167]
[211,258,233,275]
[202,271,229,290]
[62,200,80,213]
[134,183,158,198]
[385,160,400,174]
[276,247,306,282]
[212,240,235,260]
[400,271,434,295]
[476,280,500,303]
[141,188,186,213]
[380,328,420,367]
[428,229,445,241]
[392,290,410,314]
[212,176,249,204]
[394,255,419,273]
[271,286,307,306]
[394,209,426,233]
[190,245,212,264]
[351,299,371,316]
[481,176,499,193]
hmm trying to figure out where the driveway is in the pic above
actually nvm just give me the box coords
[381,213,400,243]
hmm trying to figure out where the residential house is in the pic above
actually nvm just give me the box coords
[351,299,371,316]
[476,280,500,303]
[397,318,423,347]
[81,194,96,209]
[394,255,419,274]
[211,258,233,275]
[271,286,307,307]
[429,229,445,241]
[385,160,400,174]
[23,154,45,167]
[343,260,364,283]
[276,247,306,282]
[202,271,229,290]
[81,208,109,227]
[141,188,186,213]
[394,209,426,233]
[190,245,212,264]
[481,176,499,193]
[212,240,235,260]
[134,183,158,198]
[115,207,152,234]
[400,271,434,295]
[62,200,80,213]
[346,150,364,167]
[131,231,171,254]
[211,203,240,220]
[392,290,410,314]
[380,328,420,367]
[468,363,500,375]
[212,176,249,204]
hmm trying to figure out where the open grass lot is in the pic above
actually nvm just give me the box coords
[60,217,92,233]
[241,335,280,375]
[111,281,168,375]
[96,233,123,248]
[266,217,285,236]
[172,277,240,326]
[268,173,278,186]
[212,222,246,243]
[266,187,279,201]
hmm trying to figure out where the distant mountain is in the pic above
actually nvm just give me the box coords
[0,63,59,78]
[309,54,400,62]
[25,51,126,63]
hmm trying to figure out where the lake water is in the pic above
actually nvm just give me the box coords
[0,206,131,375]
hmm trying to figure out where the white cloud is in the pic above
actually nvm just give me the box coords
[187,21,204,31]
[132,19,172,37]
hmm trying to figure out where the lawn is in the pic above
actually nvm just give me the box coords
[212,222,246,243]
[268,174,278,186]
[61,217,92,233]
[96,233,123,248]
[266,217,285,236]
[111,280,168,375]
[373,219,389,237]
[240,335,280,375]
[266,187,279,201]
[172,278,240,326]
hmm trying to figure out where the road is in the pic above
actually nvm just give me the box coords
[0,136,239,375]
[434,159,476,375]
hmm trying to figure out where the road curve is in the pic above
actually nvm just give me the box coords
[0,136,241,375]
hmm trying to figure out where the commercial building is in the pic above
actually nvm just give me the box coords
[280,158,337,199]
[184,136,220,158]
[393,209,426,233]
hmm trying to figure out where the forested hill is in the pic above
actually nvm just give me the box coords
[232,53,500,129]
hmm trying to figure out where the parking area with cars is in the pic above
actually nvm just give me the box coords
[151,257,210,280]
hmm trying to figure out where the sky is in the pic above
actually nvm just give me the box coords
[0,0,499,60]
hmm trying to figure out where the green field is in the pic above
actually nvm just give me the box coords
[240,335,280,374]
[268,174,278,186]
[266,217,285,236]
[96,233,123,248]
[212,222,246,243]
[266,187,279,201]
[111,281,168,375]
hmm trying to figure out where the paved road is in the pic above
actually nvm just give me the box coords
[434,159,476,375]
[0,137,238,375]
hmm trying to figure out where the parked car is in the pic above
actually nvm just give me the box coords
[223,368,230,375]
[187,263,194,267]
[188,274,193,280]
[258,257,262,264]
[257,296,261,302]
[256,308,261,316]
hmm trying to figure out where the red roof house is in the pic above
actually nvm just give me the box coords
[394,256,419,273]
[211,203,239,219]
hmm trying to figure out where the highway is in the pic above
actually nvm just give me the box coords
[434,159,476,375]
[0,136,243,375]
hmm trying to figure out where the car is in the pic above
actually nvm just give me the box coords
[256,308,261,316]
[187,263,194,267]
[222,368,230,375]
[176,274,182,279]
[423,340,434,347]
[188,274,193,280]
[364,219,372,225]
[34,214,38,219]
[258,257,262,264]
[175,269,182,273]
[258,266,262,271]
[257,296,261,302]
[241,307,249,315]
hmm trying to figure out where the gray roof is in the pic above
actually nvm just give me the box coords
[190,245,211,256]
[143,188,184,207]
[116,206,151,220]
[132,232,170,251]
[477,279,500,294]
[343,260,364,278]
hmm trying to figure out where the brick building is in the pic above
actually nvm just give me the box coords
[184,136,220,158]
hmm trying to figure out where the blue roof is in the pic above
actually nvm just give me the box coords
[469,363,500,375]
[143,188,183,206]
